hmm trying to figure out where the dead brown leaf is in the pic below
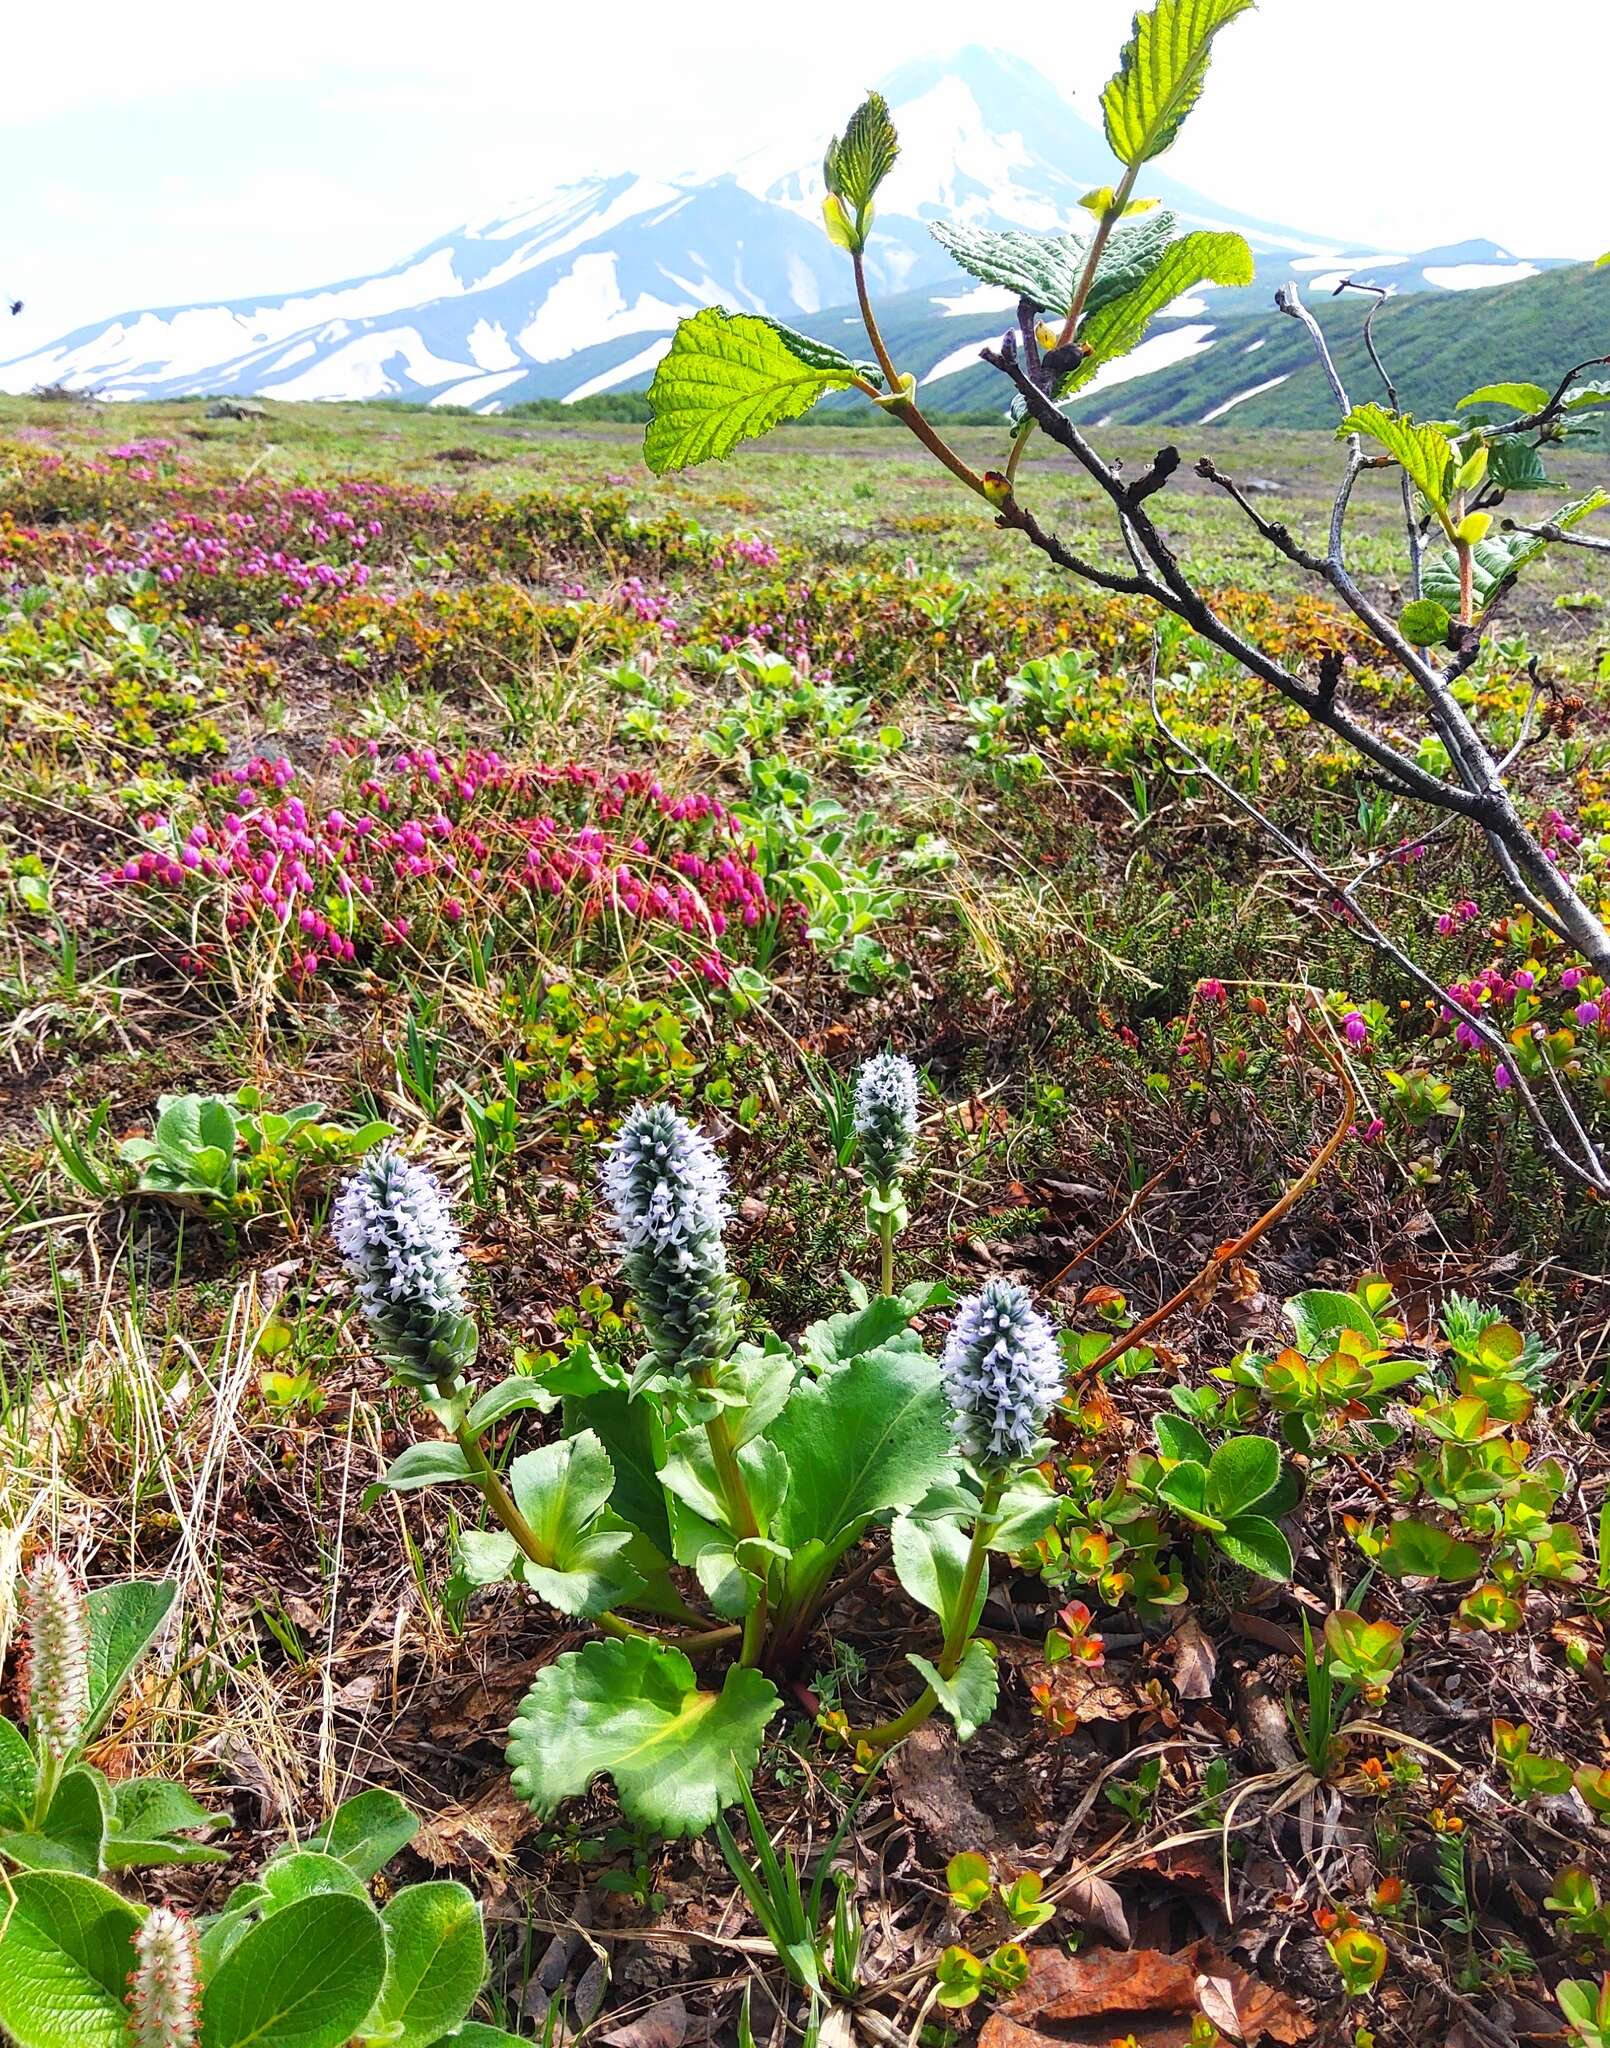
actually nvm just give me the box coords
[1010,1644,1146,1726]
[1057,1867,1132,1948]
[1168,1613,1217,1701]
[600,1995,688,2048]
[411,1777,538,1892]
[978,1940,1312,2048]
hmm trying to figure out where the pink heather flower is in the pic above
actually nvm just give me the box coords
[1562,967,1584,991]
[1494,1064,1512,1091]
[127,1905,200,2048]
[1197,978,1227,1004]
[1577,1002,1601,1028]
[1342,1010,1369,1048]
[21,1553,90,1760]
[1360,1118,1386,1143]
[1436,912,1455,937]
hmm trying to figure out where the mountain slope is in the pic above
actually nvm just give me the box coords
[0,46,1573,415]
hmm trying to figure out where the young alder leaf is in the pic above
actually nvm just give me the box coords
[82,1578,176,1745]
[1422,488,1610,612]
[909,1639,999,1742]
[0,1871,144,2048]
[929,212,1181,325]
[365,1882,487,2048]
[1101,0,1257,168]
[1337,403,1455,518]
[1054,231,1254,394]
[1457,381,1551,413]
[507,1636,781,1838]
[200,1890,387,2048]
[644,310,865,474]
[824,92,899,215]
[1399,598,1452,647]
[1487,439,1550,492]
[1215,1514,1293,1580]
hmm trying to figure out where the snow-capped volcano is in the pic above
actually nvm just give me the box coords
[0,47,1566,410]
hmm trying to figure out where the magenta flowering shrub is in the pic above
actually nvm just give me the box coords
[104,744,789,990]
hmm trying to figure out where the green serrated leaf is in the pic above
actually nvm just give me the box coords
[200,1890,387,2048]
[464,1376,555,1433]
[1101,0,1256,167]
[507,1636,781,1838]
[824,92,899,217]
[1338,403,1455,518]
[1399,599,1451,647]
[1487,439,1550,492]
[364,1882,487,2048]
[770,1344,952,1554]
[363,1442,474,1509]
[1423,488,1610,613]
[644,310,864,474]
[563,1383,671,1552]
[909,1639,998,1742]
[0,1871,145,2048]
[1215,1513,1293,1580]
[1457,382,1551,413]
[1056,231,1254,395]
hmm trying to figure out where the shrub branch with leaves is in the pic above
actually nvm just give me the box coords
[642,0,1610,1192]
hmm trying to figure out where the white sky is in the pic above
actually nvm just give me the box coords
[4,0,1606,357]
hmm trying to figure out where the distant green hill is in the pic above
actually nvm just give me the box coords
[799,260,1609,429]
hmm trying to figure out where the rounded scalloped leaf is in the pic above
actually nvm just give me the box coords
[507,1637,781,1839]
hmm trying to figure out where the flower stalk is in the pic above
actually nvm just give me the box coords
[853,1053,919,1297]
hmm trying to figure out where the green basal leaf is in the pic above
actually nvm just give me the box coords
[0,1870,145,2048]
[769,1343,952,1554]
[1423,488,1609,613]
[1206,1435,1280,1518]
[303,1786,419,1880]
[644,310,866,475]
[1101,0,1256,167]
[824,92,899,217]
[363,1882,487,2048]
[200,1889,386,2048]
[563,1381,671,1552]
[82,1578,177,1745]
[362,1441,474,1509]
[989,1468,1059,1552]
[1457,382,1550,413]
[1372,1518,1483,1582]
[507,1637,781,1838]
[0,1713,36,1827]
[464,1376,556,1433]
[451,1528,522,1590]
[891,1509,984,1638]
[1214,1513,1293,1580]
[1055,231,1254,395]
[1337,404,1455,519]
[909,1640,999,1742]
[797,1296,924,1373]
[508,1429,644,1618]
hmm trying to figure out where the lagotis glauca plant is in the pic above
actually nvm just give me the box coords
[0,1771,525,2048]
[340,1055,1296,1837]
[642,0,1610,1194]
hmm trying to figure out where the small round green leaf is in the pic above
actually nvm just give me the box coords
[366,1882,487,2048]
[1215,1514,1294,1581]
[0,1871,144,2048]
[200,1890,386,2048]
[1206,1435,1280,1517]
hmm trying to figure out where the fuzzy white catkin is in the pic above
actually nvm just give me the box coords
[334,1144,468,1320]
[941,1279,1064,1468]
[853,1052,919,1186]
[22,1552,90,1760]
[600,1102,737,1373]
[127,1906,200,2048]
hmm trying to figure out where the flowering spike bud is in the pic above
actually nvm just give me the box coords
[21,1552,90,1761]
[853,1053,920,1188]
[127,1905,200,2048]
[333,1144,477,1388]
[941,1280,1064,1469]
[601,1102,737,1375]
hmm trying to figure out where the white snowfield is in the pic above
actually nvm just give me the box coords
[0,50,1564,413]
